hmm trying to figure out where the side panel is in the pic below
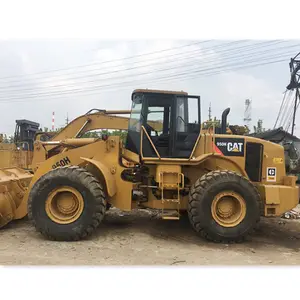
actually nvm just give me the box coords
[260,140,287,184]
[195,134,287,185]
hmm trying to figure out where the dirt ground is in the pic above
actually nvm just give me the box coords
[1,208,300,265]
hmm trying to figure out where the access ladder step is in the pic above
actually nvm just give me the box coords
[161,210,180,220]
[162,215,180,220]
[162,199,180,203]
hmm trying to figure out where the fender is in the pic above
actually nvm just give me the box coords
[193,153,248,178]
[210,155,248,177]
[80,157,117,197]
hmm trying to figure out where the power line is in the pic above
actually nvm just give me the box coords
[0,42,296,96]
[283,100,295,130]
[279,90,294,127]
[0,56,288,104]
[274,89,288,129]
[284,100,299,132]
[282,94,296,130]
[0,40,272,86]
[0,42,241,89]
[0,40,214,81]
[0,57,289,102]
[160,57,287,81]
[0,40,290,86]
[5,43,295,90]
[0,55,288,100]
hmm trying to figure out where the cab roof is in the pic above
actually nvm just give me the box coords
[132,88,188,96]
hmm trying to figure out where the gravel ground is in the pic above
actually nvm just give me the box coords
[1,208,300,265]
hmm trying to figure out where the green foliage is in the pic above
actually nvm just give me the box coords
[111,130,128,144]
[1,134,14,143]
[81,131,101,138]
[42,126,64,134]
[230,125,250,135]
[202,117,221,129]
[81,130,128,145]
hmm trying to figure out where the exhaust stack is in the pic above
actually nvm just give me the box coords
[221,108,230,134]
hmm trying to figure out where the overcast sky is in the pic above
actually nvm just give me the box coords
[0,39,299,136]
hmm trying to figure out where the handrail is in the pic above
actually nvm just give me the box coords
[140,126,161,159]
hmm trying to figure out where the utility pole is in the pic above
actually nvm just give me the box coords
[291,89,299,136]
[244,99,252,129]
[66,113,69,126]
[286,51,300,135]
[52,112,55,131]
[208,102,212,121]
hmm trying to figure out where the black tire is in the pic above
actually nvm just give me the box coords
[28,166,106,241]
[188,170,261,243]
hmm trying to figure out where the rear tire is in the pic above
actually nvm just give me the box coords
[188,170,261,243]
[28,166,106,241]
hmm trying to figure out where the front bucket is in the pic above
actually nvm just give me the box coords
[0,167,33,228]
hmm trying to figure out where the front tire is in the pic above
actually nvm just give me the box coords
[188,170,261,243]
[28,166,106,241]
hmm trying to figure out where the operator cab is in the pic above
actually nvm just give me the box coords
[125,89,201,159]
[14,119,40,151]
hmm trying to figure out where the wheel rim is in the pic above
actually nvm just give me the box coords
[211,191,246,227]
[45,186,84,224]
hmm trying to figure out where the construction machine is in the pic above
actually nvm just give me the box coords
[0,119,40,169]
[0,89,298,243]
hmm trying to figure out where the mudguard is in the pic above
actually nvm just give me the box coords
[80,157,117,197]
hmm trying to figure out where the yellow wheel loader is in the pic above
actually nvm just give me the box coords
[0,89,298,243]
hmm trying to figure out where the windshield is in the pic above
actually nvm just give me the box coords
[128,94,142,132]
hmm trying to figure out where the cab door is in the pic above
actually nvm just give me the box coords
[171,95,201,158]
[141,94,173,158]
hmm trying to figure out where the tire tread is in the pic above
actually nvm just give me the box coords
[188,170,262,243]
[28,166,106,241]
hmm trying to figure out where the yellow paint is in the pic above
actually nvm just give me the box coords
[80,157,117,197]
[0,89,299,239]
[273,157,283,164]
[45,186,84,224]
[211,191,246,227]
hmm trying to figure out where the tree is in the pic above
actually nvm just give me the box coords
[1,134,14,143]
[111,130,127,144]
[81,131,101,138]
[229,125,250,135]
[81,129,128,145]
[202,116,221,129]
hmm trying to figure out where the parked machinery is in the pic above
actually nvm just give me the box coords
[0,89,298,243]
